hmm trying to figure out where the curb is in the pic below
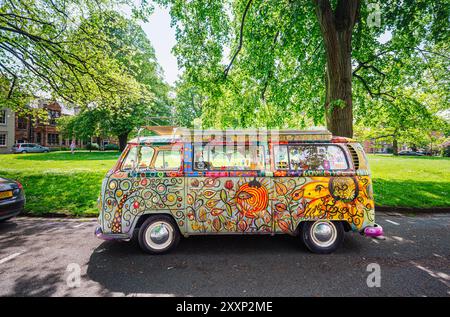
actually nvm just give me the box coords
[19,212,97,218]
[375,206,450,214]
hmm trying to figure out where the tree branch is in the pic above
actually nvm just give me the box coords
[224,0,253,78]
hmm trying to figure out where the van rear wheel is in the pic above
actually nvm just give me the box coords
[300,220,344,254]
[138,215,180,254]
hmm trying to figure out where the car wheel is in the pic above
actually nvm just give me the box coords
[138,215,180,254]
[300,220,344,254]
[43,150,49,153]
[21,150,27,154]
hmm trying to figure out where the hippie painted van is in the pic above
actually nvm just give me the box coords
[95,127,383,254]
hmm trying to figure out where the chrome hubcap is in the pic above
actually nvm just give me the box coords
[310,221,337,247]
[145,221,173,250]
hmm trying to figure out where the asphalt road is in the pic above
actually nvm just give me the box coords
[0,212,449,297]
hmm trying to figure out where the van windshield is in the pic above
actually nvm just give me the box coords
[122,146,138,170]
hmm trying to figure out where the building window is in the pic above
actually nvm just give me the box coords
[36,133,41,144]
[47,133,59,145]
[17,117,27,129]
[0,110,6,125]
[0,133,6,146]
[48,110,60,125]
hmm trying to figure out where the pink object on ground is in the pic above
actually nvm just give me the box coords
[364,224,384,237]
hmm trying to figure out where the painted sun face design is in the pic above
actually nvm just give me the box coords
[235,180,269,219]
[329,177,358,202]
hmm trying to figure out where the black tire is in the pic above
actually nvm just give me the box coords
[300,220,344,254]
[138,215,180,254]
[21,150,27,154]
[43,150,49,153]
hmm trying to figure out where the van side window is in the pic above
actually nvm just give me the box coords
[122,146,138,170]
[194,145,265,170]
[273,145,289,169]
[154,150,181,170]
[288,145,348,170]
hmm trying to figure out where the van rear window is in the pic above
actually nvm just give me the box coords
[274,144,349,171]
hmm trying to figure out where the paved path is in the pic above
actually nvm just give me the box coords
[0,212,449,296]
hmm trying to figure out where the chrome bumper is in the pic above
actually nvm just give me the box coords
[95,226,131,241]
[363,223,384,238]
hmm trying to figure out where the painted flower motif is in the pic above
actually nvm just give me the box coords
[224,180,234,190]
[275,203,287,213]
[187,194,194,205]
[291,188,304,201]
[211,208,224,216]
[156,184,167,194]
[204,178,219,187]
[203,190,216,199]
[206,199,219,208]
[277,219,291,233]
[275,181,287,196]
[198,207,208,222]
[236,182,269,219]
[212,218,221,231]
[238,219,248,232]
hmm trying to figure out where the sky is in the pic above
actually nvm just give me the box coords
[139,5,392,87]
[140,5,179,86]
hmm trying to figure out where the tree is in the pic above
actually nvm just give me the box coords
[0,0,153,110]
[58,12,171,151]
[160,0,449,137]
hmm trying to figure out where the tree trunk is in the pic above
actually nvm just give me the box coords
[392,137,398,155]
[118,133,129,152]
[315,0,360,138]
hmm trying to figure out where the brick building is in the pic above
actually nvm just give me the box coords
[14,100,85,148]
[9,99,118,151]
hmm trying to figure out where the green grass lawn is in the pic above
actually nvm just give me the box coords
[0,151,120,216]
[368,154,450,209]
[0,151,448,216]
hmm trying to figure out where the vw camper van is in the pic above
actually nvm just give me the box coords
[95,127,383,254]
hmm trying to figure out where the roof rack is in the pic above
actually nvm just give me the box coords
[136,126,333,142]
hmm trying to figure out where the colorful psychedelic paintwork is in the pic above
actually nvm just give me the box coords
[100,174,374,235]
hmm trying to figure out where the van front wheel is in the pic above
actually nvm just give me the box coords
[301,220,344,254]
[138,215,180,254]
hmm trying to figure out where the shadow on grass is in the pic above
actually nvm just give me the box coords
[373,179,450,208]
[14,151,120,161]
